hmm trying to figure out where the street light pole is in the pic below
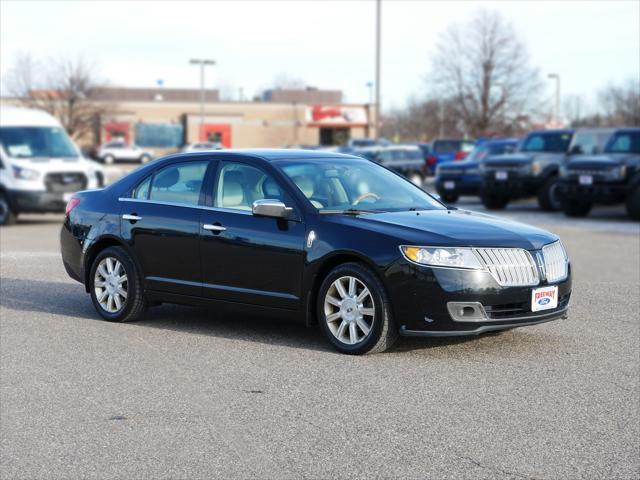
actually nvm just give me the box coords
[366,81,374,138]
[548,73,560,126]
[190,58,216,140]
[375,0,381,140]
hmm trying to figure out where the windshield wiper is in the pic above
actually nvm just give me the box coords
[320,208,381,215]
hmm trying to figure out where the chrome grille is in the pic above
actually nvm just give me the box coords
[542,241,568,283]
[474,248,539,287]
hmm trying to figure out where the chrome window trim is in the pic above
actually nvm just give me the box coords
[118,197,253,215]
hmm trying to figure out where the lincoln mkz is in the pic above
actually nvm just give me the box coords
[61,150,571,354]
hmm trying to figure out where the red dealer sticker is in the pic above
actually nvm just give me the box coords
[531,285,558,312]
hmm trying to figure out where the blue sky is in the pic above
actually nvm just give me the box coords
[1,0,638,112]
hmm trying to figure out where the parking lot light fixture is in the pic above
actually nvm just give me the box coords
[189,58,216,140]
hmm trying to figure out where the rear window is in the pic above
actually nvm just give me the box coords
[433,140,461,154]
[605,131,640,154]
[521,132,572,153]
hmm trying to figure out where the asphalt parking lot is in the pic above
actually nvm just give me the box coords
[1,198,639,479]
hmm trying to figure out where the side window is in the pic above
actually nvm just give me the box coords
[133,176,151,199]
[215,162,290,211]
[149,161,208,206]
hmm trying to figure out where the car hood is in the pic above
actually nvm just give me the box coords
[566,153,639,169]
[483,153,533,167]
[336,209,558,250]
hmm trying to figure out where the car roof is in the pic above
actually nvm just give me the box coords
[0,105,62,127]
[528,129,574,135]
[165,148,365,163]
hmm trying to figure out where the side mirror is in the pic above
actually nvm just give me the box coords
[252,199,293,219]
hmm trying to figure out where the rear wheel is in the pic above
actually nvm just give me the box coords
[439,192,459,204]
[140,154,151,163]
[0,192,16,226]
[481,191,509,210]
[626,185,640,221]
[89,246,147,322]
[317,262,397,355]
[537,176,561,211]
[561,198,592,217]
[103,154,115,165]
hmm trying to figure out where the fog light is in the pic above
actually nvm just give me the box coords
[447,302,488,322]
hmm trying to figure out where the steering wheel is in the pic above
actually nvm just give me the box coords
[352,192,380,206]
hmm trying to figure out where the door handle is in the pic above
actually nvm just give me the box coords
[203,224,226,232]
[122,214,142,221]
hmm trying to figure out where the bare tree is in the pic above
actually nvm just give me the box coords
[598,78,640,126]
[429,9,543,137]
[4,53,109,141]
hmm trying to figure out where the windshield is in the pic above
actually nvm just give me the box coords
[521,132,572,153]
[276,158,444,213]
[467,141,518,161]
[0,126,78,159]
[604,131,640,154]
[433,140,461,154]
[351,139,377,148]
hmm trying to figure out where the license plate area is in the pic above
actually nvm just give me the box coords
[444,181,455,190]
[531,285,558,312]
[495,171,508,181]
[579,174,593,186]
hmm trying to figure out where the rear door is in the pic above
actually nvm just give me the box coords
[199,159,306,310]
[120,159,213,296]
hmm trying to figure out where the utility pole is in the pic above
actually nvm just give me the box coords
[189,58,216,140]
[548,73,560,126]
[375,0,381,140]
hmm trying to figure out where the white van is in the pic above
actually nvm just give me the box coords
[0,106,104,225]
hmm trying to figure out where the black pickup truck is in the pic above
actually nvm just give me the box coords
[479,129,614,211]
[557,128,640,220]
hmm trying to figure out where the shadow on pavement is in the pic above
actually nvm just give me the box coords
[1,277,503,355]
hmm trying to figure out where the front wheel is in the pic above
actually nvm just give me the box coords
[562,198,592,217]
[140,154,151,163]
[89,246,147,322]
[481,191,509,210]
[537,176,561,211]
[103,154,115,165]
[626,185,640,221]
[0,192,17,226]
[317,262,397,355]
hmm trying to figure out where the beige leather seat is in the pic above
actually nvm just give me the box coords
[292,175,324,208]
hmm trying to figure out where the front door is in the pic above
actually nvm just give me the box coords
[199,160,306,310]
[121,159,212,296]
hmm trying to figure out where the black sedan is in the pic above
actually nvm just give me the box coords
[61,150,572,354]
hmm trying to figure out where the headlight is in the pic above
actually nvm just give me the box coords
[400,246,483,270]
[11,165,40,180]
[531,161,542,175]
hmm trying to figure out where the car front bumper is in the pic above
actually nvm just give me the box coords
[557,179,628,203]
[7,189,71,213]
[482,173,541,197]
[385,260,572,336]
[435,176,481,196]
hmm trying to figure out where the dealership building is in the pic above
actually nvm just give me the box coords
[3,87,376,153]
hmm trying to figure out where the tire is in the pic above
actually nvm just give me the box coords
[409,172,424,187]
[140,154,151,163]
[481,191,509,210]
[626,185,640,221]
[537,176,561,211]
[89,246,147,322]
[103,154,115,165]
[317,262,397,355]
[0,192,17,226]
[440,192,459,204]
[561,198,592,217]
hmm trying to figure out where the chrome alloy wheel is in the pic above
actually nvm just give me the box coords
[94,257,128,313]
[324,276,375,345]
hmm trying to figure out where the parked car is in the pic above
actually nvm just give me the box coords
[0,106,104,225]
[61,149,571,355]
[558,128,640,219]
[181,142,223,152]
[354,145,425,185]
[435,138,520,203]
[424,138,476,174]
[98,141,153,164]
[479,129,614,210]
